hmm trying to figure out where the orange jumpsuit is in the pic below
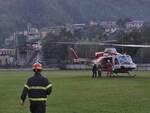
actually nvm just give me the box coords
[106,62,113,77]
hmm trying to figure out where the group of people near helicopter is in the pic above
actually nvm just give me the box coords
[92,60,113,78]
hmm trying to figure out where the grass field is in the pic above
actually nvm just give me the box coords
[0,70,150,113]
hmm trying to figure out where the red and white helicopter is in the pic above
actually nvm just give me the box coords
[70,47,136,76]
[56,41,150,76]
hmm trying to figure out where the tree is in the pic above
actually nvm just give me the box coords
[17,34,27,46]
[116,18,132,28]
[115,30,142,57]
[42,30,74,64]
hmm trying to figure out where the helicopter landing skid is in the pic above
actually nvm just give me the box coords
[127,72,136,77]
[112,72,136,78]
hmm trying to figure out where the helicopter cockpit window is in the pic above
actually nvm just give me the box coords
[118,55,133,64]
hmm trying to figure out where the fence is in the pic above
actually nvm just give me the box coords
[65,64,150,71]
[136,64,150,71]
[65,64,91,70]
[0,64,150,71]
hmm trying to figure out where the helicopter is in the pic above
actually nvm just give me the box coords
[70,47,136,76]
[55,41,150,76]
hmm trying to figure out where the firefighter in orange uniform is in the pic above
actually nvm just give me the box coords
[106,60,113,77]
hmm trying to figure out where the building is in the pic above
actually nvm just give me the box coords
[27,27,40,41]
[125,20,144,29]
[0,49,16,65]
[100,21,118,33]
[72,23,86,29]
[5,25,41,47]
[40,25,65,38]
[89,21,98,26]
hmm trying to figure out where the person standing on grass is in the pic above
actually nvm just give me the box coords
[20,62,52,113]
[97,64,102,77]
[106,60,113,77]
[92,63,97,78]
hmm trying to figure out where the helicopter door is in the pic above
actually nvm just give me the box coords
[114,58,119,65]
[113,57,119,69]
[101,57,112,71]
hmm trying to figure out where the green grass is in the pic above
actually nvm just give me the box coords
[0,70,150,113]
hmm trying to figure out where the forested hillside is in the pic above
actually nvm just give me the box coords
[1,0,150,44]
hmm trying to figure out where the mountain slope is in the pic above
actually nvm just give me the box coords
[0,0,150,40]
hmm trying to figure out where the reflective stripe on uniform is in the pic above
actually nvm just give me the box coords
[24,84,52,90]
[29,86,47,90]
[29,98,47,101]
[46,84,52,89]
[24,84,30,89]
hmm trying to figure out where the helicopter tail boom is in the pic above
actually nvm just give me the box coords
[70,48,79,59]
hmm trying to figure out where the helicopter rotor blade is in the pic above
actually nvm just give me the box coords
[55,42,107,45]
[54,42,150,48]
[104,43,150,48]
